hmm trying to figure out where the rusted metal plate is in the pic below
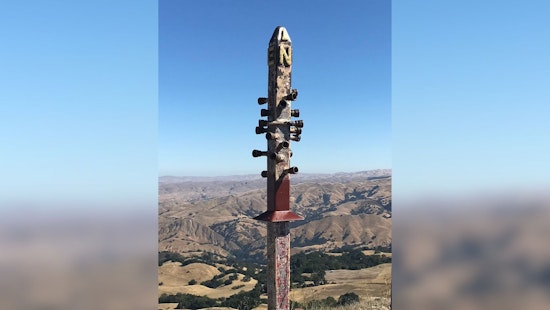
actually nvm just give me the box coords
[255,175,302,222]
[275,175,290,211]
[254,210,303,222]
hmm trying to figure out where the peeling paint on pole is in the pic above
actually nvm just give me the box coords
[267,222,290,309]
[252,26,304,310]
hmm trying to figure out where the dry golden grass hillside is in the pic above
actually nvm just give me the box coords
[159,172,391,260]
[290,263,391,304]
[158,261,258,298]
[158,171,391,309]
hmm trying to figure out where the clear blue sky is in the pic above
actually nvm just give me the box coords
[159,0,392,176]
[393,1,550,198]
[2,1,549,209]
[1,1,157,209]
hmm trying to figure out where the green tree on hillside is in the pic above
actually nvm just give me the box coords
[338,292,360,306]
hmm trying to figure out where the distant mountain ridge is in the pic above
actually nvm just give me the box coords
[159,169,391,204]
[160,169,391,183]
[159,170,391,261]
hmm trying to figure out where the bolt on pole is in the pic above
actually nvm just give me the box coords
[252,26,304,310]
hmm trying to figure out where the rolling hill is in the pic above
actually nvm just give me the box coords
[159,170,391,261]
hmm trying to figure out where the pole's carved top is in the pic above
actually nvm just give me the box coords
[270,26,291,44]
[268,26,292,67]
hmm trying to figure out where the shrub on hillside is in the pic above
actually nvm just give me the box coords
[201,278,223,288]
[175,294,216,309]
[338,292,360,306]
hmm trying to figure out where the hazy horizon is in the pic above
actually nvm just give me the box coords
[158,168,392,178]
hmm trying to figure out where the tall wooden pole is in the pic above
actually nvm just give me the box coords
[253,26,303,310]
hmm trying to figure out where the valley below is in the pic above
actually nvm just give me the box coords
[158,169,392,309]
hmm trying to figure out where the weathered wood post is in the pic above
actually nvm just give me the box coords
[252,26,304,310]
